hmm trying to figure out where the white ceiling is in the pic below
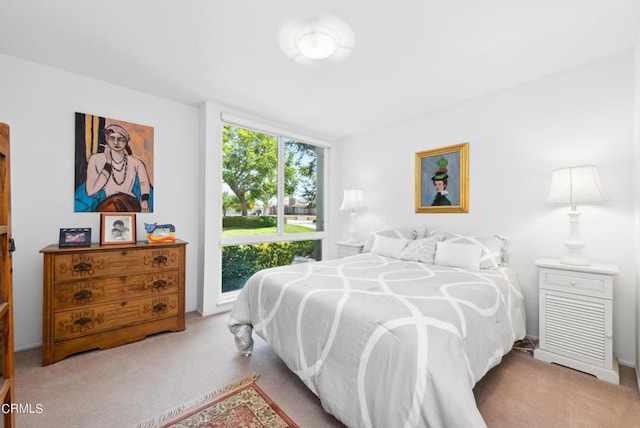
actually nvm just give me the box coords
[1,0,639,141]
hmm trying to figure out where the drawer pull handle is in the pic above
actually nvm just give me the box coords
[73,262,92,272]
[152,279,167,290]
[570,281,577,286]
[74,317,92,327]
[153,303,167,312]
[74,289,93,302]
[154,255,168,265]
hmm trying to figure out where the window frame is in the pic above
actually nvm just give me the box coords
[199,104,331,315]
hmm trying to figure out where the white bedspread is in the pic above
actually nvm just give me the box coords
[229,253,526,428]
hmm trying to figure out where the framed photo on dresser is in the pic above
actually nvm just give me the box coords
[100,213,136,245]
[59,228,91,247]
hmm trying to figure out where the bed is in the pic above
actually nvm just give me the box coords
[228,228,527,428]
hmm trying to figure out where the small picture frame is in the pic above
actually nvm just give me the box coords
[59,228,92,247]
[100,213,136,245]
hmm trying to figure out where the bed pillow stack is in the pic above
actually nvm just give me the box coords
[360,227,509,270]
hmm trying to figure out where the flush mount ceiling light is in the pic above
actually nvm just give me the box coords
[279,16,354,64]
[294,29,340,60]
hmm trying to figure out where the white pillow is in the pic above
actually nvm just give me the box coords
[430,230,510,269]
[369,235,410,259]
[434,241,482,269]
[400,235,444,264]
[362,227,424,252]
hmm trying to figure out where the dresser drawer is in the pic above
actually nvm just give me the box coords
[538,268,612,299]
[53,270,180,310]
[54,293,179,341]
[54,246,182,282]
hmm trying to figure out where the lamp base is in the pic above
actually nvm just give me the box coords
[346,211,359,244]
[346,227,360,244]
[561,240,590,266]
[560,209,590,266]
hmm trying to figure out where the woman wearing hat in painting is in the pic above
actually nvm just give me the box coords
[431,157,452,206]
[82,124,152,212]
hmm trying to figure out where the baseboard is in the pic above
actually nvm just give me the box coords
[617,358,636,368]
[15,342,42,353]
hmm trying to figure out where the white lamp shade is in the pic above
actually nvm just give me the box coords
[340,189,365,212]
[546,165,607,207]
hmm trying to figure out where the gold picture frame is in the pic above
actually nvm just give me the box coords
[415,142,469,213]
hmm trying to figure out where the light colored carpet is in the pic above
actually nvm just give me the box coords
[14,312,640,427]
[475,349,640,427]
[15,312,342,428]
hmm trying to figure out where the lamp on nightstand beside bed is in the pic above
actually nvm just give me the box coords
[546,165,607,266]
[340,188,365,244]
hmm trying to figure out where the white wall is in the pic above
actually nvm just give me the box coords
[0,53,201,350]
[634,31,640,382]
[332,51,637,365]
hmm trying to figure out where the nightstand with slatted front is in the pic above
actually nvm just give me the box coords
[533,258,619,384]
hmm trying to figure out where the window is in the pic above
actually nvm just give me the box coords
[220,123,327,294]
[221,240,322,293]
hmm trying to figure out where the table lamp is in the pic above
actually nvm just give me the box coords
[546,165,607,266]
[340,189,365,244]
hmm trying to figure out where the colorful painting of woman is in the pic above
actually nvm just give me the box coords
[74,113,154,212]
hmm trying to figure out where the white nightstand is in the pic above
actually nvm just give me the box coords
[534,258,619,384]
[335,241,364,258]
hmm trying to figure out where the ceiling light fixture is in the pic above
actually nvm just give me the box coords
[279,15,354,64]
[294,29,340,60]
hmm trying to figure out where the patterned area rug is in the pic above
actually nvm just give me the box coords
[136,374,298,428]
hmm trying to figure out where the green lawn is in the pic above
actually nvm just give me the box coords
[223,224,315,236]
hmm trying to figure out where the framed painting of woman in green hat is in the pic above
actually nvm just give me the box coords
[415,142,469,213]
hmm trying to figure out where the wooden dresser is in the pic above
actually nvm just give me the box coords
[40,240,187,365]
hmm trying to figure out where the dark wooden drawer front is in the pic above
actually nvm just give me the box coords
[53,270,180,310]
[54,293,179,341]
[53,246,182,282]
